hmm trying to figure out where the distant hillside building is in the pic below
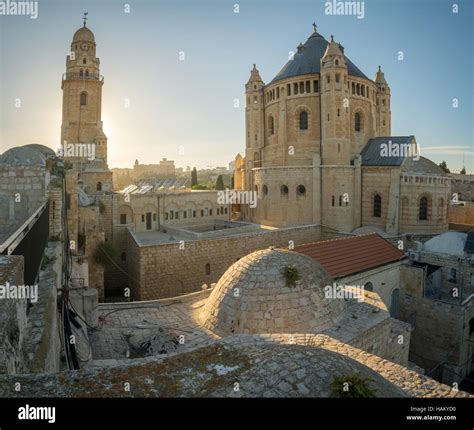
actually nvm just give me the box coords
[133,158,176,179]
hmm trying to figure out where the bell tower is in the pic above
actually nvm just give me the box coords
[61,13,108,167]
[244,64,265,187]
[320,35,351,165]
[375,65,391,137]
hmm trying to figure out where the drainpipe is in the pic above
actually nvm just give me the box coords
[157,194,161,231]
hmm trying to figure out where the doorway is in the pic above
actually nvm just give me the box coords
[146,212,152,230]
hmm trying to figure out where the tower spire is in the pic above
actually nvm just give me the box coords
[82,11,88,27]
[312,22,317,33]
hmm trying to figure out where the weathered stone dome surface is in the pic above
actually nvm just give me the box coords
[23,144,56,159]
[73,26,95,43]
[0,147,45,167]
[200,248,345,336]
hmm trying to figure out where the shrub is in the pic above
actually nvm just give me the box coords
[331,373,376,398]
[282,265,300,288]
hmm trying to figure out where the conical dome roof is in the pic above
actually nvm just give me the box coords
[270,29,368,84]
[375,65,387,84]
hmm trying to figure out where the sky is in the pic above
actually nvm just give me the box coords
[0,0,472,172]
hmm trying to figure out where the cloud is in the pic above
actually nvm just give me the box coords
[420,146,474,155]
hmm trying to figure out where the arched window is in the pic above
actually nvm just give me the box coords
[297,185,306,196]
[96,181,102,191]
[263,185,268,195]
[85,70,89,77]
[83,58,86,64]
[419,196,428,220]
[335,59,339,66]
[356,83,360,95]
[373,194,381,217]
[280,185,289,196]
[80,92,87,106]
[364,282,373,292]
[299,111,308,130]
[205,263,211,276]
[253,151,260,167]
[79,69,84,77]
[268,116,274,135]
[354,112,361,131]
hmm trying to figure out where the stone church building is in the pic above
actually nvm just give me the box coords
[235,25,450,234]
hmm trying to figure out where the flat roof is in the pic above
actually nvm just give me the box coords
[131,222,272,246]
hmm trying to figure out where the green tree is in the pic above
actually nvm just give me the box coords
[191,167,198,187]
[460,167,466,175]
[215,175,225,190]
[439,160,450,173]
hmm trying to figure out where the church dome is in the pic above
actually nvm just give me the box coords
[0,146,46,167]
[402,156,448,176]
[23,144,56,160]
[73,26,95,43]
[270,29,368,84]
[200,248,346,336]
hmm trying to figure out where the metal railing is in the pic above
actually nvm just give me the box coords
[0,202,49,285]
[62,72,104,82]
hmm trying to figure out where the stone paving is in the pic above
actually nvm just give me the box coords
[0,333,470,398]
[87,290,218,365]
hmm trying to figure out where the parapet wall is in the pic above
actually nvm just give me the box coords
[128,224,339,300]
[0,255,28,374]
[0,242,62,375]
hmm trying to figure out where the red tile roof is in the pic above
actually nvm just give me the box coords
[295,233,405,278]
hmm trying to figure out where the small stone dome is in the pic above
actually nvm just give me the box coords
[423,232,467,257]
[0,146,46,167]
[200,248,346,336]
[73,26,95,43]
[23,144,56,160]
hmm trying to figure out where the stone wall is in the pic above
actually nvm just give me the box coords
[339,261,402,312]
[399,175,450,234]
[127,224,339,300]
[22,242,62,373]
[0,164,47,230]
[361,166,396,231]
[450,173,474,202]
[399,264,474,385]
[448,202,474,226]
[0,242,62,375]
[0,255,28,374]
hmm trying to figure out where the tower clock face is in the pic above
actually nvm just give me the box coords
[81,44,89,51]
